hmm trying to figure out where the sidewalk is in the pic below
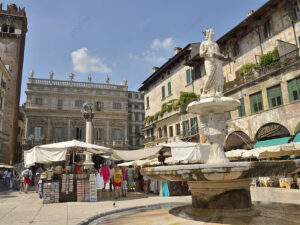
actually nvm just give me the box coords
[0,189,191,225]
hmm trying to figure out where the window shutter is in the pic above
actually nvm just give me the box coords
[186,69,191,84]
[250,94,255,114]
[168,82,172,95]
[190,118,194,135]
[191,68,195,81]
[182,121,186,137]
[288,79,298,101]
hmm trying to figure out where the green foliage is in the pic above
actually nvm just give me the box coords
[259,47,279,68]
[224,80,236,90]
[178,92,199,106]
[238,63,255,77]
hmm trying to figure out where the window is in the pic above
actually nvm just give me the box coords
[227,112,231,120]
[176,123,180,135]
[163,126,167,137]
[141,103,144,109]
[287,77,300,102]
[167,82,172,95]
[238,98,246,117]
[113,102,121,109]
[135,113,139,121]
[250,91,264,114]
[186,69,191,84]
[75,100,84,107]
[169,126,173,137]
[128,104,132,109]
[161,86,165,98]
[158,128,162,138]
[54,127,63,139]
[9,26,15,34]
[182,120,190,137]
[146,129,150,137]
[263,20,272,39]
[146,97,149,108]
[194,65,201,80]
[35,98,42,105]
[96,102,104,111]
[76,127,83,140]
[96,128,104,140]
[113,129,121,140]
[34,127,42,139]
[134,104,139,109]
[135,94,139,99]
[57,99,63,109]
[128,93,132,98]
[1,78,6,88]
[1,24,8,33]
[135,125,140,133]
[141,94,144,99]
[267,85,283,108]
[190,117,199,136]
[233,42,239,57]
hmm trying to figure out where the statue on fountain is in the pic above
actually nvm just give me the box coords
[200,28,230,98]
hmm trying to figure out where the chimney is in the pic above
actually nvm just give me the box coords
[247,10,254,17]
[174,47,182,55]
[152,66,159,72]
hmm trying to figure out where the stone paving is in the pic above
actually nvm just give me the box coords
[0,189,191,225]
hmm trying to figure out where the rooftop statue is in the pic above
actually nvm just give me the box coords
[199,28,229,98]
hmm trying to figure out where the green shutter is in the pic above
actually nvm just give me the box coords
[250,92,263,114]
[288,79,299,101]
[161,86,165,98]
[190,118,194,135]
[194,117,198,134]
[186,69,191,84]
[227,112,231,120]
[168,82,172,95]
[191,68,195,81]
[182,121,186,137]
[238,98,245,117]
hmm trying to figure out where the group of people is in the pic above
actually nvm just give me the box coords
[1,169,12,188]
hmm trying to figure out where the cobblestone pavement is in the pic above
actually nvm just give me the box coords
[0,189,191,225]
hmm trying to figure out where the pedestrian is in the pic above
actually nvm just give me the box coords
[127,165,133,191]
[100,164,110,191]
[113,166,122,200]
[121,166,128,197]
[6,169,11,187]
[109,165,115,192]
[34,166,43,193]
[21,167,32,193]
[19,172,24,193]
[3,169,7,184]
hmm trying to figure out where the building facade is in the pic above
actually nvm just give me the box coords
[0,58,11,148]
[0,4,27,164]
[139,44,208,147]
[23,73,144,151]
[140,0,300,150]
[128,91,144,149]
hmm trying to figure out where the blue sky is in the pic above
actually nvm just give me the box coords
[3,0,268,104]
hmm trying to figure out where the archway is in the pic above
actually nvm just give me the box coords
[225,131,252,151]
[255,122,290,141]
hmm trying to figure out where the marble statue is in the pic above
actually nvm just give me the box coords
[106,75,110,84]
[200,28,229,98]
[29,70,34,78]
[49,71,54,81]
[81,103,94,121]
[88,74,92,82]
[122,78,127,86]
[69,73,74,81]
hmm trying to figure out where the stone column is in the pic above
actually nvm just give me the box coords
[106,121,110,145]
[81,103,94,168]
[67,120,71,140]
[124,121,128,145]
[24,117,29,139]
[47,118,51,141]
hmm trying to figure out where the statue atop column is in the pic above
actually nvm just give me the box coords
[88,74,92,82]
[81,103,94,121]
[106,75,110,84]
[199,28,229,98]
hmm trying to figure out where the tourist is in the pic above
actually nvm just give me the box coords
[127,165,134,191]
[2,169,8,184]
[113,166,122,200]
[21,167,32,193]
[143,175,150,194]
[121,166,128,197]
[34,166,43,193]
[100,164,110,191]
[6,169,11,187]
[18,172,24,193]
[109,165,114,192]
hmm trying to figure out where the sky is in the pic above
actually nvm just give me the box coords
[2,0,268,104]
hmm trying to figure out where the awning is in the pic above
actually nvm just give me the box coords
[111,146,162,161]
[0,164,13,169]
[253,136,291,148]
[293,133,300,143]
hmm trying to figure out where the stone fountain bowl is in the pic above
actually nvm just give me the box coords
[141,160,300,218]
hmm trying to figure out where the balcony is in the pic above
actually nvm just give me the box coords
[224,48,300,95]
[144,136,155,143]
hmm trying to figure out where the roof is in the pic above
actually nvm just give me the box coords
[139,43,201,91]
[0,58,10,80]
[217,0,279,44]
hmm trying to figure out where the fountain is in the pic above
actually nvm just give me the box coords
[83,29,300,225]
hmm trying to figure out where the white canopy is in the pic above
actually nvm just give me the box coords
[24,140,111,168]
[160,142,210,161]
[112,146,162,161]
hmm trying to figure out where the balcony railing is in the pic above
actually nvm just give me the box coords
[143,136,155,143]
[28,78,127,91]
[224,48,300,94]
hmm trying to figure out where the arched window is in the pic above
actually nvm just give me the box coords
[1,24,8,33]
[158,128,162,138]
[9,26,15,34]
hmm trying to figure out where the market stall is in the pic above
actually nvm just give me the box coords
[24,140,111,203]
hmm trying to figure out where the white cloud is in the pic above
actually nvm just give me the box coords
[143,50,165,63]
[71,48,112,73]
[150,37,174,50]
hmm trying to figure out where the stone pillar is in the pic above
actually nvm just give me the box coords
[24,117,29,139]
[81,103,94,168]
[106,121,110,145]
[262,88,269,110]
[47,118,51,141]
[67,120,71,140]
[124,121,128,144]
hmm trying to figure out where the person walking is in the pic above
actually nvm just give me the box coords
[113,166,122,200]
[109,165,115,192]
[127,165,133,191]
[6,170,11,187]
[121,167,128,197]
[21,168,32,193]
